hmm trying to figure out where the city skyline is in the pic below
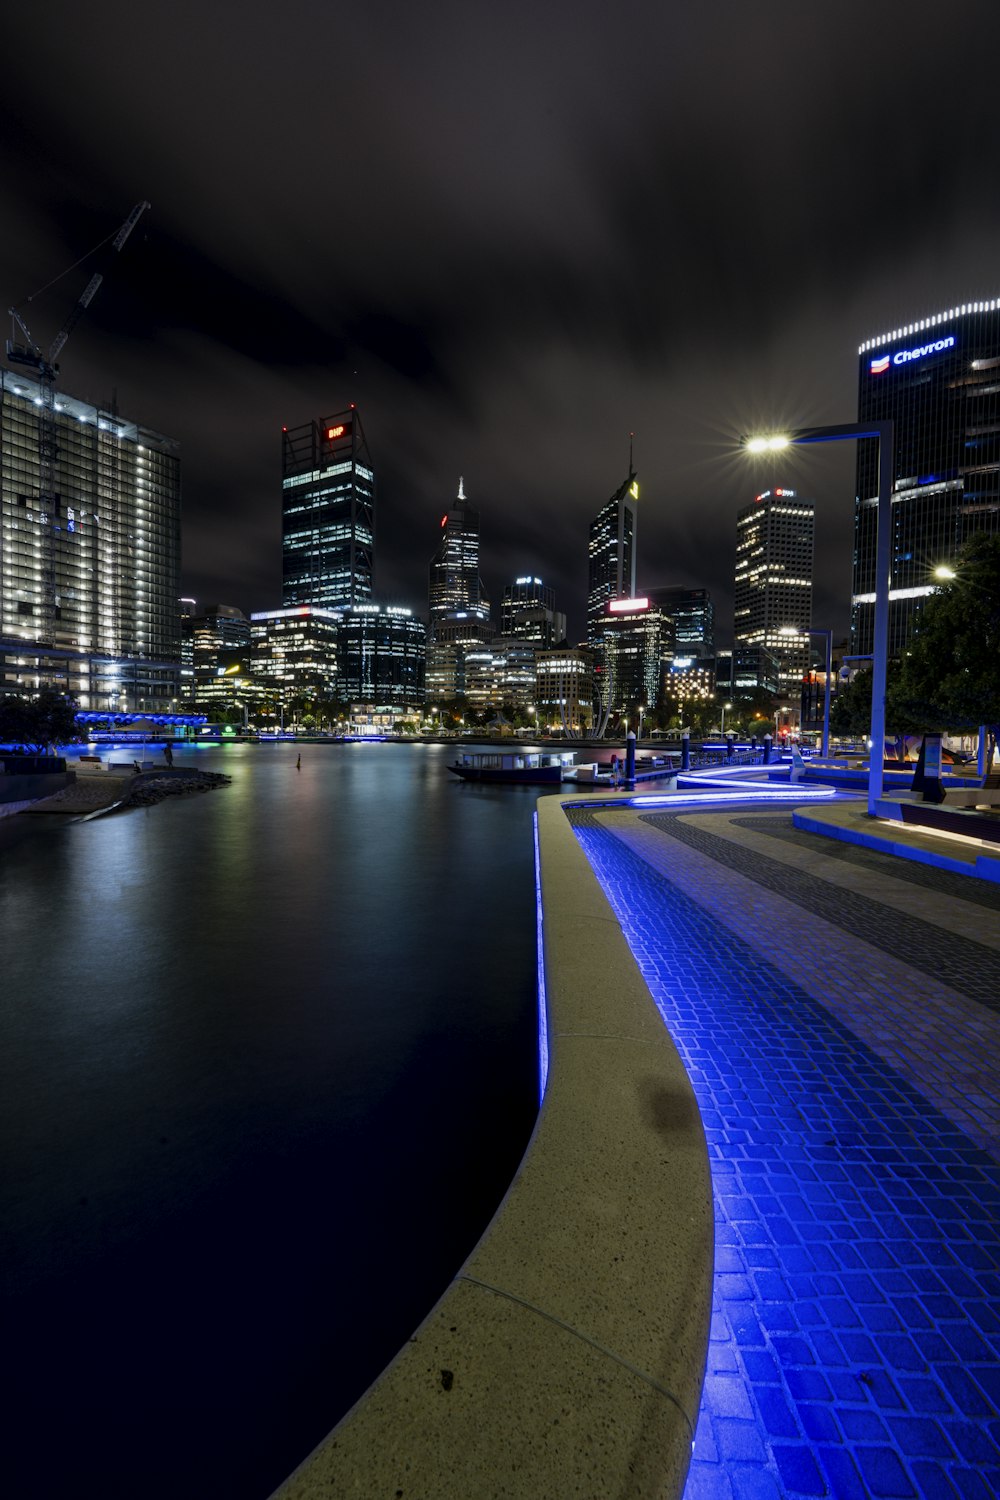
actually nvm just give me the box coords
[4,4,1000,640]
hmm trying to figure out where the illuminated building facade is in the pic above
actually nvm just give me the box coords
[587,469,638,652]
[734,488,814,695]
[1,368,180,709]
[425,609,494,700]
[647,585,715,660]
[501,576,566,648]
[601,596,669,712]
[535,647,594,735]
[463,637,537,715]
[855,302,1000,654]
[660,659,715,716]
[337,604,425,709]
[250,606,342,708]
[429,478,489,625]
[183,604,252,710]
[282,407,375,610]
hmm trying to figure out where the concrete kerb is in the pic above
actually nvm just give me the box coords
[272,791,713,1500]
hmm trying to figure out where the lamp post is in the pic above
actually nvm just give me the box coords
[720,700,732,736]
[807,627,833,758]
[742,421,894,816]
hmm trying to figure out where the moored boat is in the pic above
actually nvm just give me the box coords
[448,749,576,784]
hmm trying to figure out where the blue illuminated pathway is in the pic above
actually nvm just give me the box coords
[569,803,1000,1500]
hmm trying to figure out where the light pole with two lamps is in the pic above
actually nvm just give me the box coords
[742,422,894,817]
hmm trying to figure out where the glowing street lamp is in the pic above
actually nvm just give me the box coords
[741,420,894,816]
[720,700,732,735]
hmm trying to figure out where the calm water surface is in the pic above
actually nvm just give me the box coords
[1,742,543,1498]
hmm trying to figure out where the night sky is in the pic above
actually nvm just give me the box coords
[5,1,1000,642]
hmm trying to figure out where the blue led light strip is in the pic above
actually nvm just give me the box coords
[533,811,550,1102]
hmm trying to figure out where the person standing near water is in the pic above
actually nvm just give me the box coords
[296,754,301,770]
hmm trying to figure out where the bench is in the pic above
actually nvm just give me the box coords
[78,755,101,764]
[941,772,1000,809]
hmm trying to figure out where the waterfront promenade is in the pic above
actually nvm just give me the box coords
[571,795,1000,1500]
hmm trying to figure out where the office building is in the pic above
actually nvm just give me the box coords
[429,478,489,626]
[734,487,814,695]
[1,368,181,710]
[337,604,426,709]
[282,407,375,610]
[535,647,594,735]
[251,606,342,709]
[425,610,494,700]
[501,576,566,648]
[183,604,252,710]
[601,595,669,712]
[647,586,715,660]
[855,302,1000,655]
[660,658,715,717]
[587,468,638,653]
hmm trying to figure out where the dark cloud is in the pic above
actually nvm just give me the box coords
[4,0,1000,638]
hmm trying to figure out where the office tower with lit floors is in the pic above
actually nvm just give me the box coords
[282,407,375,610]
[734,487,814,695]
[428,478,489,626]
[855,302,1000,655]
[1,368,181,710]
[587,468,638,652]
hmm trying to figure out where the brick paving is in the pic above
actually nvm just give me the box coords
[567,801,1000,1500]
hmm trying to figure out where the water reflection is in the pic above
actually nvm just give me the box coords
[1,742,540,1498]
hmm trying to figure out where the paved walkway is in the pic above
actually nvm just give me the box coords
[568,799,1000,1500]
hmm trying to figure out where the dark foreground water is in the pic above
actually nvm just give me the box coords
[1,742,542,1499]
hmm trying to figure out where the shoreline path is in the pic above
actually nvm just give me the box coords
[569,802,1000,1500]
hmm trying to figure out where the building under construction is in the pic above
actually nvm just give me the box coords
[1,203,181,712]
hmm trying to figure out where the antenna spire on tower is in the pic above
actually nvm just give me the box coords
[457,476,466,500]
[628,431,636,474]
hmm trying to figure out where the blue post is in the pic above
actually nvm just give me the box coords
[763,734,772,766]
[625,730,636,788]
[726,732,735,762]
[681,731,690,771]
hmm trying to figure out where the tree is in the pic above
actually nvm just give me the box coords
[0,691,78,751]
[890,532,1000,761]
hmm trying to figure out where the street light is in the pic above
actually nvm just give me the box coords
[720,700,732,736]
[742,420,894,816]
[807,627,833,758]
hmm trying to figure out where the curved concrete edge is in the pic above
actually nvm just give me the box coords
[273,793,714,1500]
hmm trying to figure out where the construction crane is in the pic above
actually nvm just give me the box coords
[6,200,151,383]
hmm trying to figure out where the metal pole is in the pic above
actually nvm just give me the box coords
[868,424,894,816]
[822,631,831,759]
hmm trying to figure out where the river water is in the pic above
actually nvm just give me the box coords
[1,741,543,1498]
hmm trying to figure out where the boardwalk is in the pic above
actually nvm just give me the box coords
[569,800,1000,1500]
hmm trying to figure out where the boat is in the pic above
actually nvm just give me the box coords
[448,749,577,784]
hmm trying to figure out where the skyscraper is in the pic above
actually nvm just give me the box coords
[647,585,715,660]
[587,468,638,651]
[428,478,488,625]
[734,487,814,695]
[1,368,180,709]
[501,576,566,647]
[855,302,1000,655]
[282,407,375,610]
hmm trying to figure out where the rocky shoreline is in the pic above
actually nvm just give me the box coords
[123,770,231,807]
[18,765,231,816]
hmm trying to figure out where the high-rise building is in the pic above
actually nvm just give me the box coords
[501,576,566,648]
[184,604,252,709]
[601,595,668,712]
[251,606,342,708]
[647,586,715,660]
[587,469,638,652]
[429,478,489,626]
[1,368,181,710]
[734,487,814,695]
[282,407,375,611]
[854,303,1000,655]
[337,604,426,709]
